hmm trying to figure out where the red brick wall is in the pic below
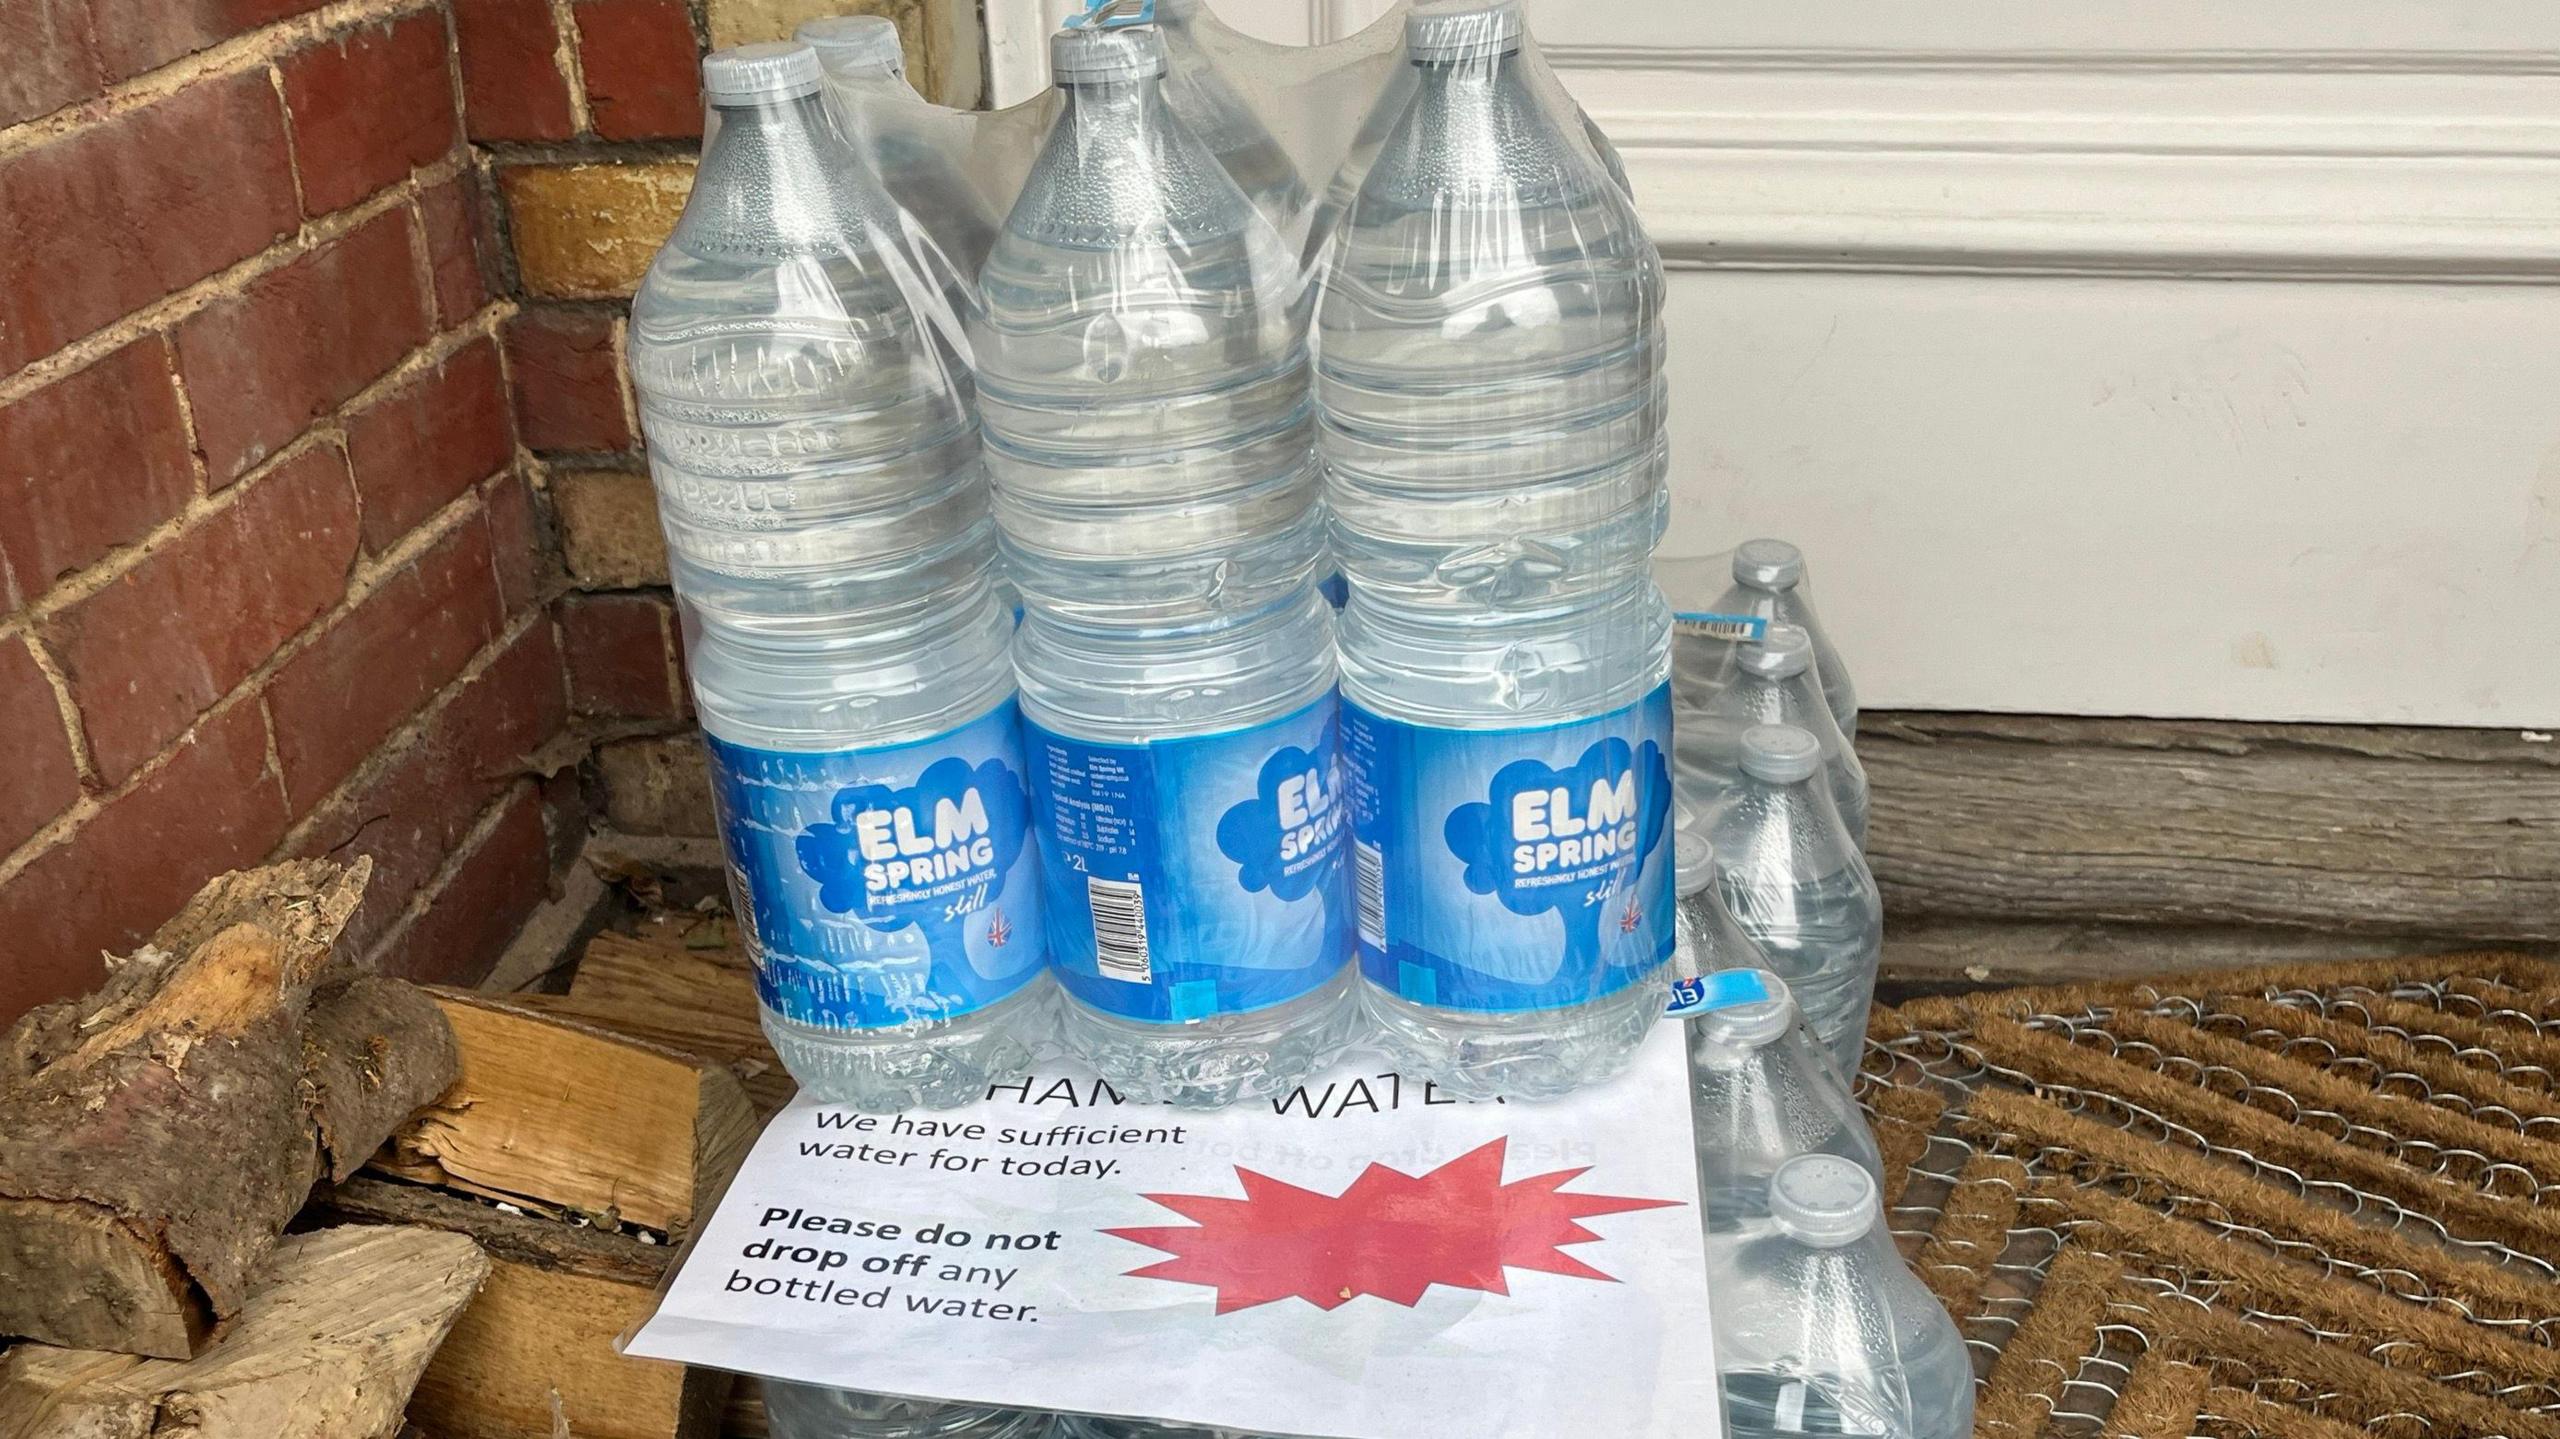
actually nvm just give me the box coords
[0,0,982,1024]
[468,0,973,846]
[0,1,577,1023]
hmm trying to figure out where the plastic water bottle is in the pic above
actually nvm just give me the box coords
[975,25,1355,1107]
[1315,0,1666,614]
[1694,624,1868,846]
[1339,579,1674,1099]
[1708,725,1882,1084]
[797,16,999,284]
[1686,970,1883,1236]
[975,24,1320,629]
[1151,0,1311,242]
[1711,1155,1975,1439]
[1712,540,1858,741]
[631,43,1049,1111]
[1671,826,1768,983]
[1319,0,1673,1100]
[763,1385,1054,1439]
[797,15,1019,622]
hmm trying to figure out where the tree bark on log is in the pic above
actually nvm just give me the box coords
[0,1225,487,1439]
[0,860,460,1357]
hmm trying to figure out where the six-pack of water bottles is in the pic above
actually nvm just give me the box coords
[631,0,1969,1433]
[635,0,1693,1114]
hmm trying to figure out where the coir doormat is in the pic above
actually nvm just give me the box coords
[1860,954,2560,1439]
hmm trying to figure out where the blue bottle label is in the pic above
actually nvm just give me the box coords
[1025,694,1351,1023]
[1667,967,1774,1019]
[1344,684,1676,1014]
[705,701,1046,1032]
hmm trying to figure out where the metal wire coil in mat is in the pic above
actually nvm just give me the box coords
[1859,954,2560,1439]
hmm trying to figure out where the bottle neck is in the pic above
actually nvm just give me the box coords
[1056,73,1175,132]
[1731,668,1827,730]
[683,93,892,254]
[1410,46,1531,125]
[1408,51,1515,136]
[1414,48,1523,86]
[1733,775,1856,861]
[1691,1034,1769,1074]
[705,90,839,150]
[1395,47,1593,206]
[1018,72,1254,245]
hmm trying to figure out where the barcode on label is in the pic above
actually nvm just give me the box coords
[1086,876,1151,983]
[724,862,762,955]
[1354,839,1386,950]
[1672,611,1769,643]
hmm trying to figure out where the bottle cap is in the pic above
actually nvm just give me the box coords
[1673,826,1716,895]
[1408,0,1526,61]
[796,16,905,77]
[1732,538,1805,591]
[1695,969,1796,1049]
[701,41,824,106]
[1768,1153,1880,1247]
[1740,724,1822,784]
[1051,24,1168,84]
[1738,623,1814,680]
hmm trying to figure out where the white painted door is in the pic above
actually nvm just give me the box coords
[982,0,2560,726]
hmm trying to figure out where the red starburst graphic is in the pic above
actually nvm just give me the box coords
[1103,1138,1679,1314]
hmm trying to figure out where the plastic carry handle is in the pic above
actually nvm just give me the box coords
[1072,0,1158,28]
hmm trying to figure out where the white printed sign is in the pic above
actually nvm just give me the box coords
[626,1024,1719,1439]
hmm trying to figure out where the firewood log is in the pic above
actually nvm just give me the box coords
[314,1178,731,1439]
[371,990,755,1237]
[0,861,458,1357]
[0,1224,487,1438]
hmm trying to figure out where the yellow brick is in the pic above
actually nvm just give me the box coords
[501,161,695,301]
[552,468,668,589]
[706,0,938,96]
[599,735,715,838]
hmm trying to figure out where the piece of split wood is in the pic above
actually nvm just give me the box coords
[315,1177,731,1439]
[0,1224,487,1439]
[371,989,756,1238]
